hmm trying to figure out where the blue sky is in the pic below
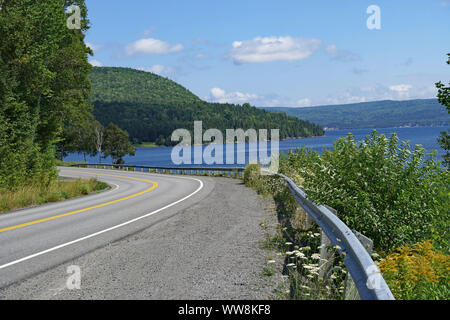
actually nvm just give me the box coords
[85,0,450,107]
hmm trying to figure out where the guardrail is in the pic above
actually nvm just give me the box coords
[69,163,245,177]
[68,163,394,300]
[278,173,395,300]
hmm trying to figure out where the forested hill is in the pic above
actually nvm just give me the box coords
[264,99,449,130]
[90,67,201,105]
[90,67,324,145]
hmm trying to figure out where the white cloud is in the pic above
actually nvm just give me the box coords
[138,65,177,77]
[389,84,413,93]
[321,83,437,106]
[89,59,103,67]
[209,87,259,104]
[208,88,311,108]
[230,36,321,64]
[326,45,338,54]
[326,44,361,62]
[86,42,102,52]
[125,38,184,56]
[294,98,312,107]
[195,53,208,59]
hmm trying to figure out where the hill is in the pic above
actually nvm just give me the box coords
[264,99,449,130]
[90,67,324,145]
[90,67,201,105]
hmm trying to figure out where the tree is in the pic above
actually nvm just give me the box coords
[92,120,105,163]
[103,123,135,164]
[0,0,92,189]
[435,53,450,167]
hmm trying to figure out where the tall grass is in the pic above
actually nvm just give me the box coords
[0,178,108,214]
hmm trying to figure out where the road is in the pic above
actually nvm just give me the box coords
[0,167,210,288]
[0,167,280,299]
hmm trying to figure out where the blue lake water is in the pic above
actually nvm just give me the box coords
[64,126,449,167]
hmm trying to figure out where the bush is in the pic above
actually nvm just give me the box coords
[243,164,262,188]
[281,131,449,253]
[378,241,450,300]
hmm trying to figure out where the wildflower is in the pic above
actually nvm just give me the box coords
[334,245,341,250]
[286,263,296,268]
[330,274,337,280]
[285,242,293,246]
[267,260,276,264]
[285,251,294,256]
[314,233,321,237]
[371,252,380,259]
[301,246,311,252]
[311,253,321,260]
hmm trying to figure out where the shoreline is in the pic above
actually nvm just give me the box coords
[136,134,326,148]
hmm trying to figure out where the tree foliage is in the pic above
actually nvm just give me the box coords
[103,123,136,164]
[435,53,450,167]
[0,0,92,190]
[280,131,449,253]
[90,67,324,145]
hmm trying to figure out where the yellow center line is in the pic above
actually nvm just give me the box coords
[0,170,158,234]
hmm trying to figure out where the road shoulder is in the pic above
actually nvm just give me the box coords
[0,177,285,300]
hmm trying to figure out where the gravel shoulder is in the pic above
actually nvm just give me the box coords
[1,177,284,300]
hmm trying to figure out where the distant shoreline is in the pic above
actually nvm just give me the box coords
[324,124,449,131]
[135,134,326,148]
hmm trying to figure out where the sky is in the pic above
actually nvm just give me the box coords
[84,0,450,108]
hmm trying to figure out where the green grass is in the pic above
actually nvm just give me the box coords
[133,141,160,148]
[0,178,109,214]
[54,159,88,166]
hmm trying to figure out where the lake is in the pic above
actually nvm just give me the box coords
[64,126,449,167]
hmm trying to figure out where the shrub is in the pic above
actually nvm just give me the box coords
[243,164,262,187]
[282,131,449,253]
[378,241,450,300]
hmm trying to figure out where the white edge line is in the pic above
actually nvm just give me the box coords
[0,177,204,270]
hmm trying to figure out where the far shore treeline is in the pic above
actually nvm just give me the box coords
[89,67,325,146]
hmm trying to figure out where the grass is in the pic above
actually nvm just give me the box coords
[0,178,109,214]
[55,159,88,166]
[133,141,160,148]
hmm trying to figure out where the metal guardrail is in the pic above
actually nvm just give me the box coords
[70,163,245,177]
[69,163,393,299]
[279,173,395,300]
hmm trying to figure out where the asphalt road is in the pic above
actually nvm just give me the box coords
[0,167,281,299]
[0,167,211,289]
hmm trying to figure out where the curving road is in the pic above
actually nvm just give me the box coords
[0,167,211,289]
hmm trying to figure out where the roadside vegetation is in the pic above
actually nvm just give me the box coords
[245,53,449,300]
[0,178,108,214]
[244,129,449,300]
[0,1,134,199]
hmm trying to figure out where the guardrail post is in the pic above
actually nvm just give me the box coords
[318,205,336,280]
[343,231,374,300]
